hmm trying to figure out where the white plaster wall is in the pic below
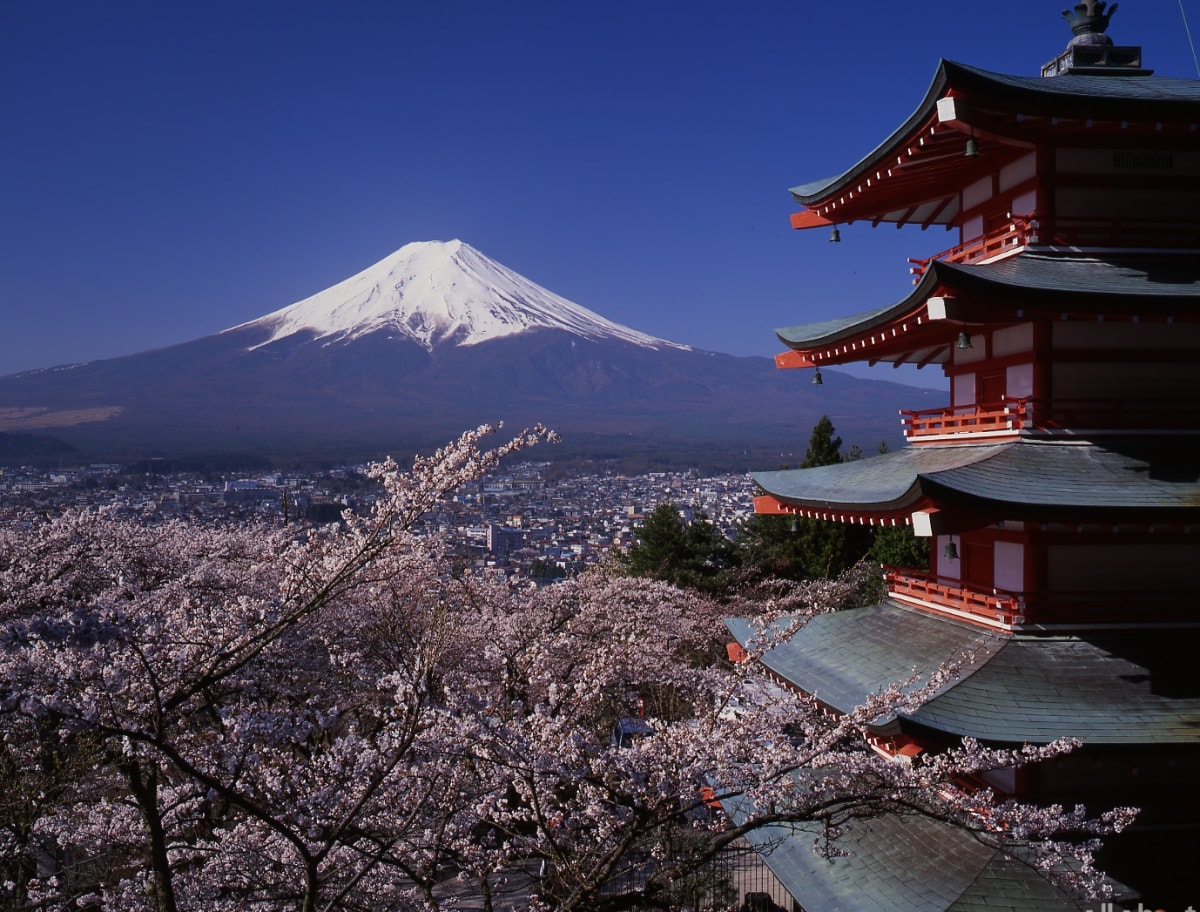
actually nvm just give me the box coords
[952,373,976,407]
[963,175,993,211]
[1011,188,1037,216]
[992,324,1033,357]
[999,153,1036,192]
[1007,362,1034,398]
[994,540,1024,591]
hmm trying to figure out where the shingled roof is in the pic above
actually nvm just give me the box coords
[727,603,1200,745]
[772,253,1200,366]
[790,60,1200,227]
[752,437,1200,523]
[722,794,1097,911]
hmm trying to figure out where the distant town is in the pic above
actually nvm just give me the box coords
[0,461,756,581]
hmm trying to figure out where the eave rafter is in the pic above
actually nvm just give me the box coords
[776,302,956,370]
[753,494,925,527]
[793,105,1029,230]
[921,196,957,229]
[791,62,1200,233]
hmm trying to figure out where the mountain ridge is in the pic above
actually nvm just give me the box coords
[233,239,686,354]
[0,241,941,468]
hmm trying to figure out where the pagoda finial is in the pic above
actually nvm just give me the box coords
[1061,1,1118,45]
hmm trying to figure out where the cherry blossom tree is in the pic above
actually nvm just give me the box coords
[0,424,1131,912]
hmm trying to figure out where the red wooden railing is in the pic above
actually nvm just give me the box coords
[901,396,1200,440]
[885,567,1024,627]
[906,214,1200,282]
[908,216,1035,280]
[900,397,1030,439]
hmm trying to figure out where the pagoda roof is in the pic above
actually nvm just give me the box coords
[726,605,1003,716]
[727,804,1092,911]
[727,604,1200,745]
[752,437,1200,525]
[790,60,1200,230]
[774,252,1200,367]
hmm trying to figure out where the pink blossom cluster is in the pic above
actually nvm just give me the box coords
[0,425,1130,911]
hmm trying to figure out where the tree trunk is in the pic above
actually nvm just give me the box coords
[124,760,178,912]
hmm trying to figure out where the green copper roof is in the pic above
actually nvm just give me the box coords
[753,438,1200,519]
[918,629,1200,744]
[727,604,1200,745]
[774,254,1200,352]
[752,445,1003,512]
[938,254,1200,301]
[725,606,1002,716]
[723,796,1093,911]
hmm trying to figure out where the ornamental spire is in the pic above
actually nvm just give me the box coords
[1043,0,1147,76]
[1061,0,1117,46]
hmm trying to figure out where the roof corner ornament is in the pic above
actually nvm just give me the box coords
[1062,0,1117,46]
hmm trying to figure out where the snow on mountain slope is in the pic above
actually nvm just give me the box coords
[234,239,688,352]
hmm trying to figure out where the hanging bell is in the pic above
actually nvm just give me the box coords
[812,368,823,385]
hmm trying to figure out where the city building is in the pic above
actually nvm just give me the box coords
[729,3,1200,908]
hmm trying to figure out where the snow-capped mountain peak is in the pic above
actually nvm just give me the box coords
[235,239,687,352]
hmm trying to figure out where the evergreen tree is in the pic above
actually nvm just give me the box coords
[738,416,872,581]
[802,414,843,468]
[619,502,738,592]
[870,525,931,570]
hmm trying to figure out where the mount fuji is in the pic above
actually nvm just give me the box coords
[0,240,938,467]
[239,239,683,354]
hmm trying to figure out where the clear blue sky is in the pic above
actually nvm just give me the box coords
[3,1,1197,386]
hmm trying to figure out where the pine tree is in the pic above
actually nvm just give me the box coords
[802,414,843,467]
[619,502,738,592]
[738,416,872,581]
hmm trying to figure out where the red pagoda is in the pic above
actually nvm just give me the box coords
[730,3,1200,907]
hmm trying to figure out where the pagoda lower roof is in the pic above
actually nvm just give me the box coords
[752,437,1200,523]
[725,799,1094,912]
[774,253,1200,366]
[726,603,1200,745]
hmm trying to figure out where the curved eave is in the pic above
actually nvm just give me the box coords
[727,606,1200,745]
[732,810,1099,911]
[774,261,962,368]
[776,265,950,367]
[725,606,1003,723]
[790,59,1200,229]
[753,439,1200,521]
[790,61,955,205]
[752,445,1006,516]
[774,253,1200,368]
